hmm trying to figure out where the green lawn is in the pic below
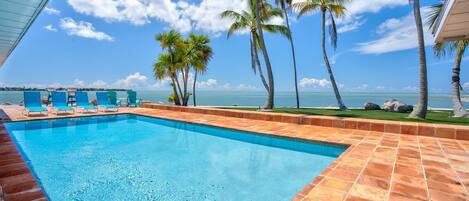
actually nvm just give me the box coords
[218,107,469,125]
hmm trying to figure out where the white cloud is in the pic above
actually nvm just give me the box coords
[44,7,61,15]
[299,78,331,88]
[337,17,366,33]
[73,79,86,87]
[44,24,58,32]
[463,82,469,90]
[59,17,114,41]
[293,0,407,33]
[196,79,218,89]
[402,86,418,91]
[90,80,108,88]
[67,0,248,34]
[349,84,369,91]
[355,7,433,54]
[113,72,149,88]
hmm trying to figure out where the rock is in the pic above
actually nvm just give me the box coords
[383,99,399,111]
[383,99,413,113]
[394,103,413,113]
[364,102,380,110]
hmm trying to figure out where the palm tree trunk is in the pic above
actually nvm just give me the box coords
[451,47,468,117]
[409,0,428,119]
[252,33,270,91]
[173,72,185,105]
[193,70,198,107]
[179,67,190,106]
[255,0,274,109]
[321,10,347,110]
[170,77,181,105]
[283,8,300,109]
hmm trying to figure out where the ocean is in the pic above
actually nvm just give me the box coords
[1,90,467,109]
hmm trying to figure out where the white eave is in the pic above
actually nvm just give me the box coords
[0,0,48,66]
[433,0,469,43]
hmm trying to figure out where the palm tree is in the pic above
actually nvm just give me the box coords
[292,0,347,110]
[427,2,469,117]
[188,34,213,107]
[155,31,184,105]
[408,0,428,119]
[275,0,300,109]
[155,31,213,106]
[221,0,290,109]
[154,53,181,105]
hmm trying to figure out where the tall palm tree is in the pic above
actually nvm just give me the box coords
[188,34,213,107]
[427,2,469,117]
[292,0,347,110]
[275,0,300,109]
[408,0,428,119]
[221,0,290,109]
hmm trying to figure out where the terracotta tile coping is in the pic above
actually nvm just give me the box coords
[141,103,469,141]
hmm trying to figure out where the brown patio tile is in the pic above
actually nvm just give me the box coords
[390,181,428,201]
[357,175,389,190]
[362,162,393,181]
[345,195,374,201]
[428,189,467,201]
[357,121,370,131]
[435,127,456,139]
[388,191,426,201]
[418,125,435,137]
[3,188,45,201]
[305,186,347,201]
[329,169,360,182]
[370,122,385,132]
[400,123,418,136]
[456,129,469,141]
[318,177,353,192]
[426,180,466,195]
[384,123,401,134]
[348,184,387,201]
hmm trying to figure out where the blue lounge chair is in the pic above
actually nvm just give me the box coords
[50,91,74,114]
[23,91,48,116]
[127,91,140,107]
[96,92,118,112]
[75,92,97,113]
[108,91,121,106]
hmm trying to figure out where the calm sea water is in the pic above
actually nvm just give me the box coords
[5,114,345,200]
[1,90,467,109]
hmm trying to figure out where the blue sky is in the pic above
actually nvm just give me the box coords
[1,0,468,93]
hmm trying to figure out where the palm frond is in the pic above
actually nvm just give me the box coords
[328,10,338,49]
[261,24,291,39]
[292,2,321,18]
[425,1,443,30]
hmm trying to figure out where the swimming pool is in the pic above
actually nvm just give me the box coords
[5,114,347,201]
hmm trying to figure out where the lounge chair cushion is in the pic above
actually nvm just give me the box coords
[26,106,47,112]
[79,105,97,109]
[54,105,74,111]
[99,104,118,109]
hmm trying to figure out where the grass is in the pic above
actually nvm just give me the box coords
[217,107,469,126]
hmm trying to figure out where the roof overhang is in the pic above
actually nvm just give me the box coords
[0,0,48,66]
[433,0,469,43]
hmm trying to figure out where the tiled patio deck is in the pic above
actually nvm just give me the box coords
[1,105,468,201]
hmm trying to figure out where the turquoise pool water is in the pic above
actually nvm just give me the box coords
[5,114,347,201]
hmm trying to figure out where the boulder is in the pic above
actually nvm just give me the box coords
[394,103,413,113]
[383,99,399,111]
[364,102,380,110]
[383,99,413,113]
